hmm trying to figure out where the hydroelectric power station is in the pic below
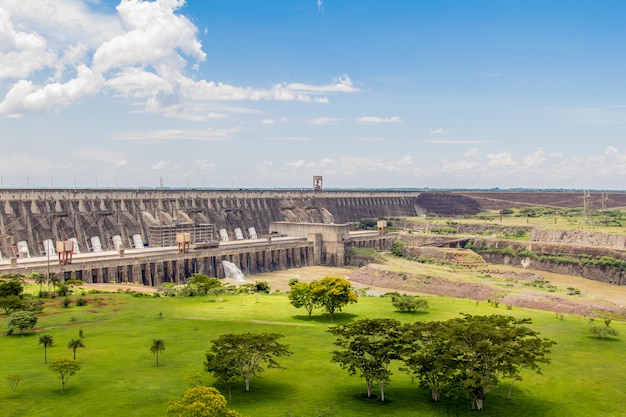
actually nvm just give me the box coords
[0,188,476,285]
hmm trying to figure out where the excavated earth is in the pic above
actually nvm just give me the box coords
[348,262,626,319]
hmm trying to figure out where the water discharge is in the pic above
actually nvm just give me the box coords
[222,260,245,281]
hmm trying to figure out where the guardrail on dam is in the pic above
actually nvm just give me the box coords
[0,188,427,259]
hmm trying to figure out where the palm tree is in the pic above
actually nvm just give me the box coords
[30,273,46,295]
[39,334,54,363]
[151,339,165,366]
[67,338,85,360]
[48,275,60,292]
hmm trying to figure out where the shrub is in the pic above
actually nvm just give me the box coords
[391,240,405,257]
[61,297,72,308]
[254,281,271,294]
[76,297,88,306]
[391,294,429,313]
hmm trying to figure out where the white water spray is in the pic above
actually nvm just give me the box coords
[222,260,245,281]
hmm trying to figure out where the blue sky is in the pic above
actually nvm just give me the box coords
[1,0,625,189]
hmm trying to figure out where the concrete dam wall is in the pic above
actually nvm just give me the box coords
[0,189,441,258]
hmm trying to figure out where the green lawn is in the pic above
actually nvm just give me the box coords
[1,290,625,417]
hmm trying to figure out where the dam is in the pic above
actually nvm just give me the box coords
[0,188,477,259]
[0,188,437,284]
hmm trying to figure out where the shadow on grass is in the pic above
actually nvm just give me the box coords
[226,378,298,407]
[290,313,359,324]
[331,383,560,417]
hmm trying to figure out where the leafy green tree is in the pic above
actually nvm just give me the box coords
[0,277,24,297]
[187,274,223,296]
[391,294,429,313]
[310,276,358,321]
[442,314,555,410]
[400,320,454,402]
[67,338,85,360]
[206,332,292,392]
[151,338,166,365]
[7,311,37,334]
[205,351,240,400]
[288,282,316,317]
[39,334,54,363]
[328,318,403,401]
[400,315,555,410]
[49,357,82,392]
[167,386,242,417]
[0,295,25,314]
[6,373,23,395]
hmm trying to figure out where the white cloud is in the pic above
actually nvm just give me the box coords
[429,128,446,134]
[308,117,339,125]
[92,0,205,74]
[152,160,169,170]
[0,2,360,118]
[286,160,308,168]
[424,139,493,144]
[207,112,228,119]
[194,159,217,170]
[115,127,241,141]
[0,9,57,79]
[0,65,105,116]
[357,115,401,124]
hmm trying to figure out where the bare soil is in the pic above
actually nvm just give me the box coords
[65,258,626,319]
[347,258,626,318]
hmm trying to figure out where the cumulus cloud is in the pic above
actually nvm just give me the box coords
[357,116,401,124]
[0,65,105,117]
[0,1,360,118]
[0,9,57,78]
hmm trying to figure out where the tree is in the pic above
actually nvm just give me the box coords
[328,318,403,401]
[310,276,358,321]
[39,334,54,363]
[429,314,555,410]
[399,315,556,410]
[6,373,23,395]
[288,282,316,317]
[67,338,85,360]
[186,274,223,296]
[0,294,25,314]
[151,338,166,366]
[206,332,292,392]
[49,357,82,392]
[47,275,60,292]
[204,352,240,400]
[167,386,241,417]
[30,272,47,295]
[0,277,24,297]
[400,320,454,402]
[391,294,429,313]
[7,311,37,334]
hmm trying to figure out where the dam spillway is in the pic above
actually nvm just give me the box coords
[0,188,435,259]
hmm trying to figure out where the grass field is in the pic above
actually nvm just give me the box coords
[1,280,626,417]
